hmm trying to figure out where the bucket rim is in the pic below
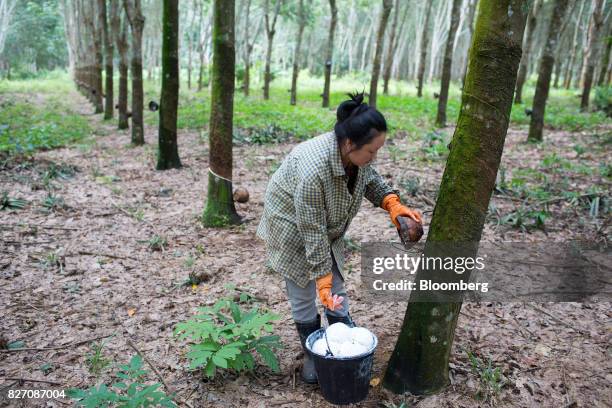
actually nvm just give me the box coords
[305,327,378,360]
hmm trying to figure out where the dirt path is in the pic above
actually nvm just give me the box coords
[1,89,610,407]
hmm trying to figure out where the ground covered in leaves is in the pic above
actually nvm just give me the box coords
[1,87,611,408]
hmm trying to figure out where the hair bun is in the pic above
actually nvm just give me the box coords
[336,91,368,123]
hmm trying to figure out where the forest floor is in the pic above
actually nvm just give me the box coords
[1,86,611,408]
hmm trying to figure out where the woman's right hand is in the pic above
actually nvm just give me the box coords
[316,273,344,311]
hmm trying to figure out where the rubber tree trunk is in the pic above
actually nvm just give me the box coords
[263,0,282,100]
[203,0,241,227]
[564,0,586,89]
[580,0,605,111]
[322,0,337,108]
[111,0,130,130]
[100,0,113,120]
[290,0,306,106]
[242,0,252,96]
[369,0,393,108]
[416,1,433,98]
[528,0,570,142]
[435,0,462,127]
[460,0,478,89]
[514,0,540,104]
[125,0,145,145]
[382,0,528,395]
[94,1,104,114]
[157,0,181,170]
[382,0,402,95]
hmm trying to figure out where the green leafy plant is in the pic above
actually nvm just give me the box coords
[593,85,611,117]
[174,297,282,378]
[1,192,27,210]
[142,235,167,252]
[498,205,550,232]
[86,340,112,377]
[42,193,65,211]
[68,355,176,407]
[466,350,506,403]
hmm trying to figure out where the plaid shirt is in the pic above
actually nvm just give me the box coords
[256,131,399,288]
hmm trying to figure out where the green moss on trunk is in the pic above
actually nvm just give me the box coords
[202,170,241,226]
[382,0,529,396]
[157,0,181,170]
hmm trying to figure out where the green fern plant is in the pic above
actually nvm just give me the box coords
[174,297,282,378]
[67,355,176,407]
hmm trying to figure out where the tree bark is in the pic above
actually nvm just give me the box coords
[203,0,241,226]
[460,0,478,89]
[382,0,403,94]
[369,0,393,108]
[290,0,307,105]
[124,0,146,145]
[263,0,282,100]
[580,0,605,111]
[83,1,104,112]
[436,0,462,127]
[514,0,541,104]
[416,1,433,97]
[157,0,182,170]
[111,0,130,130]
[597,26,611,86]
[187,0,198,90]
[382,0,528,395]
[564,0,587,89]
[528,0,570,142]
[100,0,114,120]
[322,0,337,107]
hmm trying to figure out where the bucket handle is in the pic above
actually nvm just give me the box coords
[322,312,335,357]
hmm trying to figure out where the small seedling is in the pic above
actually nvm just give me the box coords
[42,194,65,211]
[86,340,112,377]
[466,350,506,403]
[142,235,167,251]
[0,192,26,210]
[39,362,55,375]
[183,254,195,268]
[130,208,145,222]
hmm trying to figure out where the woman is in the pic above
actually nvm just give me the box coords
[256,92,422,383]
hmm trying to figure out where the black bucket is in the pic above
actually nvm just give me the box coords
[305,328,378,405]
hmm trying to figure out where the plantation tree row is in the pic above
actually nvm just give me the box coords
[2,1,610,99]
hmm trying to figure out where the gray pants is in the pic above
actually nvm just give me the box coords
[284,251,350,324]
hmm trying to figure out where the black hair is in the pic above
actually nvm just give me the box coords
[334,91,387,149]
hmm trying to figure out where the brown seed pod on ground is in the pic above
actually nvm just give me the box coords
[233,188,250,203]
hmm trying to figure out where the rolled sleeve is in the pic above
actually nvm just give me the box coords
[364,165,400,208]
[294,174,333,281]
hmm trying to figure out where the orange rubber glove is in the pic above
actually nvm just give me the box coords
[382,194,423,228]
[315,273,344,311]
